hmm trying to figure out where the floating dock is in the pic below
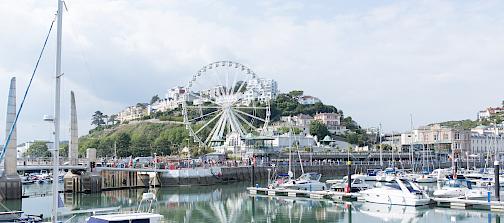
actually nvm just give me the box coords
[247,187,359,202]
[433,197,504,211]
[249,187,504,212]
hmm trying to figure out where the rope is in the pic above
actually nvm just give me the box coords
[0,16,56,162]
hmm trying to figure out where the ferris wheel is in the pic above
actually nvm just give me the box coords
[182,61,271,147]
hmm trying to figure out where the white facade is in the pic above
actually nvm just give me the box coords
[280,114,313,135]
[243,78,278,103]
[272,134,317,149]
[314,113,346,134]
[400,124,471,153]
[477,107,504,120]
[298,96,321,105]
[117,105,148,122]
[471,133,504,154]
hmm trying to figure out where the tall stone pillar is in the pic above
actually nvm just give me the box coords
[64,91,82,193]
[69,91,78,166]
[0,77,21,200]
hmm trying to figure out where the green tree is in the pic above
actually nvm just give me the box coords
[91,110,106,127]
[59,144,68,157]
[25,142,51,158]
[116,133,131,157]
[310,121,330,140]
[288,90,304,98]
[150,95,160,104]
[108,114,118,125]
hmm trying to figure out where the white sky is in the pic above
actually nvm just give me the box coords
[0,0,503,143]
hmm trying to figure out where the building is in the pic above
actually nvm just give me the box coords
[280,114,313,135]
[117,104,148,122]
[314,113,346,134]
[243,78,278,103]
[272,134,317,150]
[478,106,504,120]
[17,140,54,158]
[470,132,504,155]
[166,86,186,101]
[297,95,321,105]
[148,99,180,114]
[400,124,471,155]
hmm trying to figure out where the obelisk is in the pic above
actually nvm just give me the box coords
[69,91,78,165]
[0,77,21,200]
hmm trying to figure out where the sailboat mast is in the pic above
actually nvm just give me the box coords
[379,123,383,167]
[52,0,63,222]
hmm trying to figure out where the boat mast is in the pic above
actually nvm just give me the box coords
[379,123,383,168]
[52,0,63,222]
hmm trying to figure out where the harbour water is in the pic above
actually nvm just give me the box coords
[4,180,504,222]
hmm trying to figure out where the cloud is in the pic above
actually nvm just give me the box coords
[0,0,503,144]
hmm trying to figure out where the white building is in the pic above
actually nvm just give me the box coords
[272,134,317,149]
[470,133,504,155]
[478,106,504,120]
[280,114,313,135]
[117,104,148,122]
[297,95,321,105]
[243,78,278,103]
[400,124,471,154]
[314,112,346,134]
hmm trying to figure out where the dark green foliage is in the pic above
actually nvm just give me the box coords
[150,95,160,104]
[79,123,192,158]
[439,119,479,130]
[309,121,330,140]
[288,90,304,98]
[24,142,51,158]
[270,93,338,121]
[91,110,106,127]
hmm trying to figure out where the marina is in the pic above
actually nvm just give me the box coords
[1,0,503,222]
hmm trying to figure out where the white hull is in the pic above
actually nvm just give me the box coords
[361,190,430,206]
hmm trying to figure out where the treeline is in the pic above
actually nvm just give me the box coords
[79,123,207,158]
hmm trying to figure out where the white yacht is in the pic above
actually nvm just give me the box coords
[376,168,404,182]
[359,178,431,206]
[429,169,450,182]
[279,172,327,191]
[433,178,487,200]
[327,175,370,192]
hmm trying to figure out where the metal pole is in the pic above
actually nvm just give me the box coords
[379,124,383,168]
[52,0,63,222]
[495,160,500,201]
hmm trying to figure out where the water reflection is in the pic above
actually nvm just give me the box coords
[15,182,504,222]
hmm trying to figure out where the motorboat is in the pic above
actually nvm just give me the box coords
[432,177,488,200]
[414,174,436,183]
[365,169,381,181]
[279,172,327,191]
[359,178,431,206]
[268,173,290,189]
[20,175,34,184]
[87,192,163,222]
[87,213,163,223]
[328,175,370,192]
[429,169,450,182]
[376,168,403,182]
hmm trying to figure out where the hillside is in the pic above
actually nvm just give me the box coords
[82,90,368,157]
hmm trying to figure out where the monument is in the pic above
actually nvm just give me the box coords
[0,77,21,200]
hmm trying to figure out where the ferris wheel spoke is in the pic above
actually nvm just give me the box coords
[193,111,223,135]
[233,108,266,123]
[205,114,225,144]
[187,109,222,122]
[232,110,258,132]
[185,105,222,109]
[228,110,246,136]
[232,106,268,110]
